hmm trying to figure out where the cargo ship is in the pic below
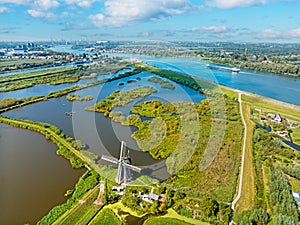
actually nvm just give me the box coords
[206,64,240,73]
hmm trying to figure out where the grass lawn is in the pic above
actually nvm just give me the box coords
[235,103,255,215]
[160,209,209,225]
[89,208,122,225]
[291,127,300,146]
[53,187,101,225]
[144,217,192,225]
[287,175,300,192]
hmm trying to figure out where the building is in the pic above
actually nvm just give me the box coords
[268,113,282,123]
[292,191,300,206]
[276,131,289,137]
[148,192,159,201]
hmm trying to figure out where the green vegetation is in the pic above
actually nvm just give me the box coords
[66,94,93,101]
[53,185,102,225]
[0,67,75,83]
[0,96,45,112]
[89,208,122,225]
[85,86,157,116]
[236,207,269,225]
[0,58,55,73]
[0,70,80,92]
[148,76,175,89]
[101,92,242,224]
[234,87,300,224]
[235,103,255,214]
[144,217,192,225]
[37,171,100,225]
[270,168,299,225]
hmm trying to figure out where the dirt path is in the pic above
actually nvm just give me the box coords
[230,92,248,224]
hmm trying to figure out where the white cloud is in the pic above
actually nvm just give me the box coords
[27,9,56,18]
[64,0,95,8]
[206,0,270,9]
[258,28,300,39]
[0,6,9,13]
[286,28,300,38]
[89,0,193,27]
[0,0,31,4]
[192,25,228,33]
[33,0,59,10]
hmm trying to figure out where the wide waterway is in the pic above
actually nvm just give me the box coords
[105,53,300,106]
[0,123,84,225]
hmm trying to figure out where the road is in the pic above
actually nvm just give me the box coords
[230,92,247,225]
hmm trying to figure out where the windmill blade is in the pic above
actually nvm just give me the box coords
[119,141,125,161]
[101,155,119,165]
[124,163,142,173]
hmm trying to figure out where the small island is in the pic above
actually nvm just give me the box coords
[66,94,93,102]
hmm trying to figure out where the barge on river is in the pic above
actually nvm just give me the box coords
[206,64,240,73]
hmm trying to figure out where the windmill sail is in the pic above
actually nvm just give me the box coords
[101,141,142,184]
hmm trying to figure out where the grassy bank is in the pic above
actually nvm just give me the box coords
[234,103,255,215]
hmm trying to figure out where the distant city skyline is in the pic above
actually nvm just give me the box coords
[0,0,300,42]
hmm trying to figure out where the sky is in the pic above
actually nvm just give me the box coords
[0,0,300,42]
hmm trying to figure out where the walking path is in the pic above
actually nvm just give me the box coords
[230,92,247,225]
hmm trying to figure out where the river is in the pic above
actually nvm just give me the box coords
[0,123,84,225]
[104,53,300,106]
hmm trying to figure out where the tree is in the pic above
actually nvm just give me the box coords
[200,197,219,217]
[165,196,174,208]
[250,208,269,225]
[150,200,160,214]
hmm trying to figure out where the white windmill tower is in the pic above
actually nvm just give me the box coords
[101,141,142,184]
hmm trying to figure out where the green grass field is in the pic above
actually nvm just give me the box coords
[53,187,101,225]
[144,217,192,225]
[235,103,255,215]
[89,208,122,225]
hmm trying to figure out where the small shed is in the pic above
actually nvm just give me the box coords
[149,193,159,201]
[292,191,300,206]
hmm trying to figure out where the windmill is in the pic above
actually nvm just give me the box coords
[101,141,142,184]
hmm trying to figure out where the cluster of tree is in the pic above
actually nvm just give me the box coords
[236,207,269,225]
[281,166,300,180]
[0,61,55,73]
[0,96,44,112]
[56,146,85,169]
[1,71,80,92]
[48,85,80,98]
[0,67,77,83]
[269,168,299,225]
[253,128,297,161]
[147,76,175,89]
[145,67,204,94]
[66,94,93,102]
[37,171,100,225]
[173,197,230,225]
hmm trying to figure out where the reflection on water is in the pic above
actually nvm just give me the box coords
[0,123,84,225]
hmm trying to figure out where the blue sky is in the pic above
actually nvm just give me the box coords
[0,0,300,42]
